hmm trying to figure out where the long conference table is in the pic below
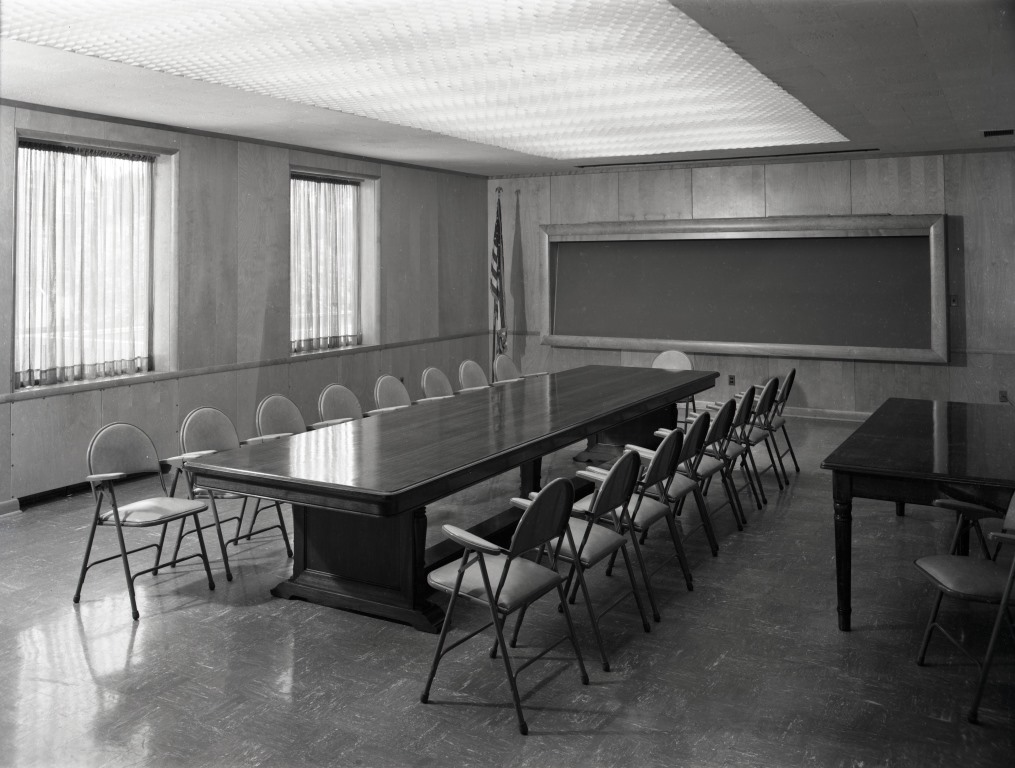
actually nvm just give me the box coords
[187,365,718,632]
[822,397,1015,632]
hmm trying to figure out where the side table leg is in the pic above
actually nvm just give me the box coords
[834,497,853,631]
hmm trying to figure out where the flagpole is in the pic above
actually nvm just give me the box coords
[490,187,506,374]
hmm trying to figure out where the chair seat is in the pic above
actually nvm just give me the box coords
[725,442,746,460]
[665,473,698,501]
[427,553,563,613]
[630,497,669,531]
[552,518,626,568]
[746,426,769,445]
[697,455,723,479]
[100,496,207,526]
[915,555,1015,604]
[771,415,786,429]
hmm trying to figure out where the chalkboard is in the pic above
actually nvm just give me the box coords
[542,216,948,363]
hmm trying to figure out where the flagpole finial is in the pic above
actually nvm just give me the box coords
[496,186,503,197]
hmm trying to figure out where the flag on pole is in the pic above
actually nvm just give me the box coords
[490,189,508,363]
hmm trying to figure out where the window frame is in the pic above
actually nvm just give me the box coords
[288,167,379,354]
[11,131,179,391]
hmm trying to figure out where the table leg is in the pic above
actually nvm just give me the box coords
[833,472,853,631]
[895,502,905,517]
[520,457,542,496]
[272,504,444,633]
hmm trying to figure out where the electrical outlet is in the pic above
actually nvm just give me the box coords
[1001,390,1009,403]
[728,374,736,386]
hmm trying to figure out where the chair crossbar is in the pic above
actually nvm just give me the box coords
[923,608,1015,669]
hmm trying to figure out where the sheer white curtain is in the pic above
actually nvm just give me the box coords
[14,145,152,388]
[290,177,361,352]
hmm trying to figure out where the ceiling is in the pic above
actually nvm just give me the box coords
[1,0,1013,176]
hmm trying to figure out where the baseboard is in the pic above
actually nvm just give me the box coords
[784,406,870,422]
[0,498,22,516]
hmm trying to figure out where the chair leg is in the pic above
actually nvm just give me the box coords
[557,583,590,686]
[422,558,467,703]
[768,431,790,485]
[916,591,945,665]
[109,512,140,621]
[739,454,762,510]
[190,514,216,591]
[273,502,294,558]
[618,544,652,633]
[170,518,188,567]
[206,496,233,582]
[486,602,527,735]
[719,470,744,531]
[690,487,719,556]
[566,563,611,672]
[761,436,785,491]
[969,559,1015,723]
[625,519,662,620]
[664,515,693,591]
[73,503,102,605]
[152,523,169,576]
[745,447,768,505]
[780,424,801,472]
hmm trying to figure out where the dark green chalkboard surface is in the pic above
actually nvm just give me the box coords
[551,236,931,349]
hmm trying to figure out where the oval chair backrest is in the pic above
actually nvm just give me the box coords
[257,394,306,437]
[459,359,489,389]
[652,350,693,371]
[374,375,412,410]
[678,411,711,468]
[642,427,684,489]
[87,422,161,478]
[732,385,757,431]
[319,384,362,422]
[777,368,796,412]
[590,449,641,521]
[493,354,522,382]
[421,367,454,398]
[754,377,781,426]
[181,407,240,453]
[509,477,575,557]
[705,399,736,449]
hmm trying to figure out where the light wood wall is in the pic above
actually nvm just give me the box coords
[491,152,1015,417]
[0,106,488,505]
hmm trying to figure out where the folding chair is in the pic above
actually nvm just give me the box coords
[591,427,695,592]
[493,354,547,383]
[367,374,413,415]
[518,450,651,672]
[421,478,589,735]
[914,501,1015,723]
[318,383,363,423]
[653,411,719,556]
[168,407,293,581]
[74,422,216,620]
[459,359,492,391]
[420,366,457,401]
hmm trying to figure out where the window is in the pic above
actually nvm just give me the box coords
[14,142,154,388]
[290,174,362,352]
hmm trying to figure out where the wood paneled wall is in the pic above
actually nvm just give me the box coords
[0,106,488,505]
[491,151,1015,418]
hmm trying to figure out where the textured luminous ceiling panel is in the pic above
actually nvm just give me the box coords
[0,0,847,160]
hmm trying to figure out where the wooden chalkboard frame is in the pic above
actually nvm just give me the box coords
[540,215,947,363]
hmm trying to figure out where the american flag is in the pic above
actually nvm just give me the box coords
[490,191,507,360]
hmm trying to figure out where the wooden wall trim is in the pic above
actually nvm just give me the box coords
[0,330,489,405]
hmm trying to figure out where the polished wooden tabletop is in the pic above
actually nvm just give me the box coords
[822,397,1015,488]
[188,364,717,514]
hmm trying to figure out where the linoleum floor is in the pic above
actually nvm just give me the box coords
[1,418,1013,767]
